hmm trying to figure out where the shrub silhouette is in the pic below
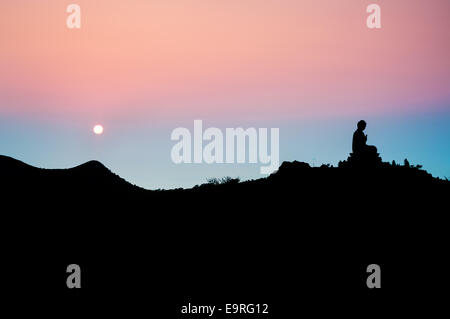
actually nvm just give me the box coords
[206,176,240,185]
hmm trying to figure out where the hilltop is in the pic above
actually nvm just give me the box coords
[0,155,143,194]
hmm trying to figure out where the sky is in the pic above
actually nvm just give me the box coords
[1,0,449,189]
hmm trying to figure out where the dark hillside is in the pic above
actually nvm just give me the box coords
[1,154,448,316]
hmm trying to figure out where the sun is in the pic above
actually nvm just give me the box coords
[93,124,104,135]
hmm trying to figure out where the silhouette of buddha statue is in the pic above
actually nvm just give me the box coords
[352,120,377,157]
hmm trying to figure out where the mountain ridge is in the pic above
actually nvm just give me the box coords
[0,154,144,193]
[1,154,448,195]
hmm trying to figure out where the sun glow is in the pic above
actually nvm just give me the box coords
[93,125,104,135]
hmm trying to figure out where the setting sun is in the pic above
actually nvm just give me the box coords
[93,125,104,135]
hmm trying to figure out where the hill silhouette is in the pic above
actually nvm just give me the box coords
[1,153,449,315]
[0,155,144,195]
[1,153,447,194]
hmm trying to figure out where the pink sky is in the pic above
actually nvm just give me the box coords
[1,0,449,122]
